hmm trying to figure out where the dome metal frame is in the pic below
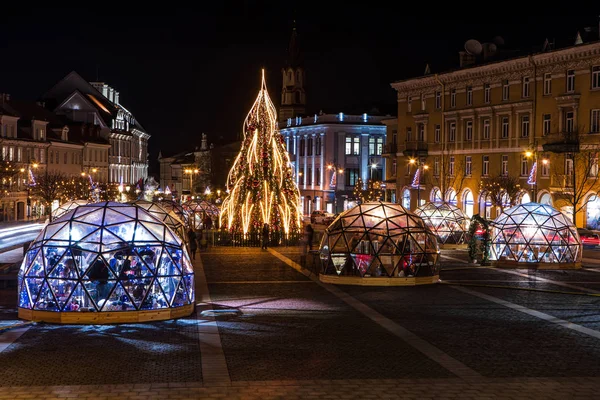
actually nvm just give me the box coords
[183,200,220,230]
[130,200,186,241]
[415,201,468,245]
[52,200,90,220]
[18,201,195,324]
[490,202,582,269]
[319,202,440,285]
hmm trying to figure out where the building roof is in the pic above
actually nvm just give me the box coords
[285,22,302,68]
[278,113,391,130]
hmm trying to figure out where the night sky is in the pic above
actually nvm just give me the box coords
[0,7,595,174]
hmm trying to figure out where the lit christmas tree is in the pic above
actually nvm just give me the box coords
[353,178,383,203]
[220,70,301,235]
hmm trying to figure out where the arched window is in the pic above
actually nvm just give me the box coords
[539,191,553,206]
[479,191,492,219]
[431,187,442,203]
[519,192,531,204]
[288,70,293,82]
[402,188,411,209]
[296,71,302,85]
[446,188,457,206]
[462,189,474,218]
[586,193,600,229]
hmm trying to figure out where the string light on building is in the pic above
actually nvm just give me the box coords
[219,70,301,235]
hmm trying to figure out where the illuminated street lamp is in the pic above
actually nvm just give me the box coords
[184,168,200,197]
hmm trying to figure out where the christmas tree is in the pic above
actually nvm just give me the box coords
[220,70,301,235]
[353,178,383,203]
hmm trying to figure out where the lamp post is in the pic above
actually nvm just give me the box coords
[327,163,344,213]
[525,144,549,203]
[184,168,199,200]
[409,158,428,208]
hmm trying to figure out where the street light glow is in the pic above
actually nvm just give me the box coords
[542,159,549,165]
[409,158,416,164]
[423,165,429,170]
[371,163,377,169]
[525,151,533,158]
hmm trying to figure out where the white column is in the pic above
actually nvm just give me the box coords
[320,133,325,190]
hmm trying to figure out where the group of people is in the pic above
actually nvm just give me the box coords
[186,215,214,259]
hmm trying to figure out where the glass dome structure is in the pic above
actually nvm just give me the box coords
[490,202,582,268]
[130,200,186,241]
[319,202,440,285]
[52,200,90,220]
[18,201,195,323]
[183,201,219,230]
[415,202,468,245]
[157,200,189,226]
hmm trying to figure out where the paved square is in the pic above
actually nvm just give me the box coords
[2,245,600,398]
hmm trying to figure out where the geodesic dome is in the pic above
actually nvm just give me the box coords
[183,201,219,229]
[130,200,186,241]
[18,201,195,323]
[52,200,90,220]
[157,199,189,225]
[490,202,582,266]
[319,202,440,281]
[415,202,468,245]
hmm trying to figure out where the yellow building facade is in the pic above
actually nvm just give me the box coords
[387,41,600,228]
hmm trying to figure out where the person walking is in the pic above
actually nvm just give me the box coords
[187,228,198,260]
[261,223,269,250]
[305,223,314,251]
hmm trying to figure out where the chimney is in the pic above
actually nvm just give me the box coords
[459,51,476,67]
[114,91,120,105]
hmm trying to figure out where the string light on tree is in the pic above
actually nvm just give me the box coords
[219,70,301,235]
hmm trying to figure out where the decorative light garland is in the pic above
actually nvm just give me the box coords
[219,70,301,235]
[527,161,537,185]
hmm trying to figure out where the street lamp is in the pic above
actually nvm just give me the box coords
[184,168,199,198]
[327,163,344,213]
[409,158,428,208]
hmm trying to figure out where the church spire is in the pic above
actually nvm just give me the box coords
[280,21,306,121]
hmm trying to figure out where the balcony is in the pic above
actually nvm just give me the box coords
[542,131,580,154]
[401,141,428,158]
[382,143,398,155]
[550,174,574,192]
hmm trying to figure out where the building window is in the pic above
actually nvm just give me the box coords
[482,155,489,176]
[449,156,455,176]
[502,155,508,176]
[307,167,312,185]
[17,147,22,162]
[544,73,552,95]
[484,83,491,103]
[418,124,425,142]
[591,110,600,133]
[502,80,509,100]
[407,96,412,112]
[392,130,397,146]
[483,119,490,140]
[566,69,575,92]
[376,137,383,155]
[466,86,473,106]
[316,167,321,186]
[352,137,360,155]
[392,158,397,176]
[64,152,67,164]
[521,115,530,138]
[435,91,441,109]
[300,137,306,156]
[315,136,322,156]
[307,137,313,156]
[522,76,530,98]
[434,125,440,143]
[590,153,599,177]
[465,156,472,176]
[521,155,529,176]
[465,120,473,141]
[434,157,440,176]
[421,93,426,110]
[369,137,376,155]
[543,114,552,135]
[406,127,412,142]
[593,66,600,89]
[346,168,360,186]
[501,117,509,138]
[449,122,456,142]
[566,111,574,133]
[541,160,549,177]
[299,170,304,185]
[450,89,456,108]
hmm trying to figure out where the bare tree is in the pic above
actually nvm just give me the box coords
[0,155,20,200]
[30,171,68,222]
[427,152,467,202]
[550,144,600,225]
[480,174,522,213]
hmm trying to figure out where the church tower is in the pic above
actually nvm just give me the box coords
[280,22,306,121]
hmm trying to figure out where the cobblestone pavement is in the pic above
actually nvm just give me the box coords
[3,246,600,398]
